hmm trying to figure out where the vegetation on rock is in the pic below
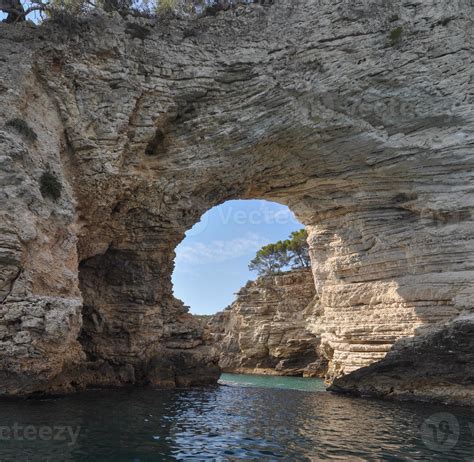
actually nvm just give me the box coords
[0,0,259,22]
[249,229,310,276]
[40,170,62,200]
[389,26,403,45]
[5,118,37,142]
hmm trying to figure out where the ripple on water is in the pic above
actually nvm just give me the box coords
[0,374,472,461]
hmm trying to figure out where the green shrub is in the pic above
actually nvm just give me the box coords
[5,118,37,142]
[183,27,197,39]
[40,170,62,201]
[389,27,403,46]
[204,4,223,16]
[125,23,151,40]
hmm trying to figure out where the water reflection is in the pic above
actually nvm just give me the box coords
[0,376,472,461]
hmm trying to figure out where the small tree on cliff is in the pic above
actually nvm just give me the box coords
[0,0,254,23]
[248,229,310,277]
[248,240,290,277]
[0,0,145,22]
[287,229,310,269]
[1,0,26,22]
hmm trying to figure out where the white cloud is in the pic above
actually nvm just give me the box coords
[175,232,268,265]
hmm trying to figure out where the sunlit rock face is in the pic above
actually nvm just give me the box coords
[329,314,474,407]
[0,0,472,402]
[206,270,327,377]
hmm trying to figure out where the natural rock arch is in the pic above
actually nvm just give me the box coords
[0,0,472,402]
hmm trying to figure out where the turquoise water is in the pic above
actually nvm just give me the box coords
[219,372,327,392]
[0,374,472,460]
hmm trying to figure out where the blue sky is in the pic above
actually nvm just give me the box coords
[172,200,303,315]
[0,4,41,22]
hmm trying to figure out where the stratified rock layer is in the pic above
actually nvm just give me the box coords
[0,0,473,402]
[206,270,327,377]
[329,314,474,406]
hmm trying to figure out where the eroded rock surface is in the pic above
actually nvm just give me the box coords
[206,270,327,377]
[0,0,472,401]
[329,314,474,406]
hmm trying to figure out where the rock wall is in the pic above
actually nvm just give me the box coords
[329,314,474,406]
[0,0,473,403]
[206,269,327,377]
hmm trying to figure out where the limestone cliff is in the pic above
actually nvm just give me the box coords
[329,314,474,407]
[206,270,327,377]
[0,0,473,404]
